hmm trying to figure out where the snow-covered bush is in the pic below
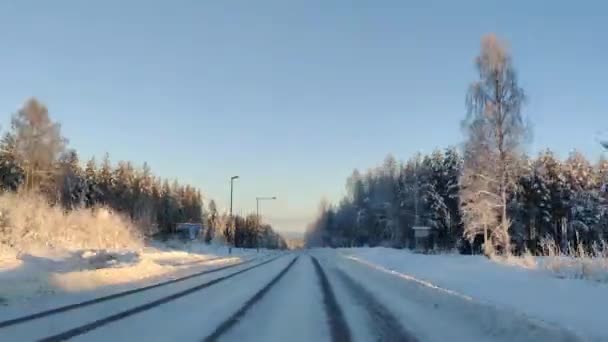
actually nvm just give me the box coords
[538,237,608,282]
[495,236,608,282]
[492,248,538,269]
[0,192,142,253]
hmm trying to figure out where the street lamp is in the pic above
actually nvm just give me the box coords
[230,176,239,218]
[256,196,276,250]
[228,176,239,253]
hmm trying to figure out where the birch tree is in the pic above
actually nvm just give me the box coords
[12,98,67,191]
[460,34,527,255]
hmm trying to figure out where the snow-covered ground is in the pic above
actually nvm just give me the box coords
[0,240,260,307]
[0,249,592,341]
[75,255,295,342]
[341,247,608,341]
[219,255,329,342]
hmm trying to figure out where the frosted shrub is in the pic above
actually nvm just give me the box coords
[492,248,538,269]
[492,237,608,282]
[0,192,142,253]
[538,236,608,282]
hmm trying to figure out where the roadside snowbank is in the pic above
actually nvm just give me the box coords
[342,247,608,341]
[0,241,255,305]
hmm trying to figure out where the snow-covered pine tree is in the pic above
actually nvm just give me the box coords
[205,199,218,243]
[97,153,114,205]
[84,157,102,207]
[422,150,453,249]
[442,147,463,247]
[157,179,175,235]
[535,150,569,249]
[112,161,135,214]
[132,162,155,231]
[0,132,24,192]
[563,151,600,246]
[57,149,86,209]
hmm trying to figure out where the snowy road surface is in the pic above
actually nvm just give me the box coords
[0,250,588,342]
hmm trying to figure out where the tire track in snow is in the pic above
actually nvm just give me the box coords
[0,255,261,329]
[36,255,284,342]
[203,255,299,342]
[335,267,418,342]
[311,256,352,342]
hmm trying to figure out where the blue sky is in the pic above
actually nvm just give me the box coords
[0,1,606,233]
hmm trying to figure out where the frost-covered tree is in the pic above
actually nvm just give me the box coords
[12,98,67,191]
[84,157,102,207]
[562,151,601,245]
[112,161,135,213]
[57,149,86,209]
[131,162,155,230]
[422,149,463,249]
[305,147,608,254]
[0,132,24,191]
[205,200,218,243]
[441,148,464,245]
[157,179,177,234]
[460,34,527,255]
[97,153,114,204]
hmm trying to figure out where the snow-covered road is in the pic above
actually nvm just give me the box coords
[0,250,587,342]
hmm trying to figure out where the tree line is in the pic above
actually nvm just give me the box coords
[305,34,607,256]
[0,98,286,249]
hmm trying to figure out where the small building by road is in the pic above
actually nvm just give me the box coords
[175,223,203,240]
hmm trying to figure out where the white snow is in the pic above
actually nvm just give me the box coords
[219,255,330,342]
[76,255,296,342]
[0,254,281,341]
[341,247,608,341]
[0,240,261,307]
[2,249,593,341]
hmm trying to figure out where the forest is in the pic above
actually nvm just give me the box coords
[306,34,608,256]
[0,98,286,250]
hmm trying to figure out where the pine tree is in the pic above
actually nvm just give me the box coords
[150,176,162,234]
[563,151,599,246]
[97,153,114,205]
[84,157,101,207]
[205,200,218,243]
[158,179,175,234]
[132,162,155,228]
[112,161,135,214]
[57,149,86,209]
[442,147,463,247]
[0,132,24,191]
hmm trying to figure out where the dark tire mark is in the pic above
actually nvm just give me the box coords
[203,256,299,342]
[0,255,261,329]
[37,255,284,342]
[311,256,352,342]
[335,268,418,342]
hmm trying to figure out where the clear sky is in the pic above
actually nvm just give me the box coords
[0,1,606,233]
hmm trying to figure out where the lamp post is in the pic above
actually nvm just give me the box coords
[230,176,239,218]
[229,176,239,253]
[256,196,276,250]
